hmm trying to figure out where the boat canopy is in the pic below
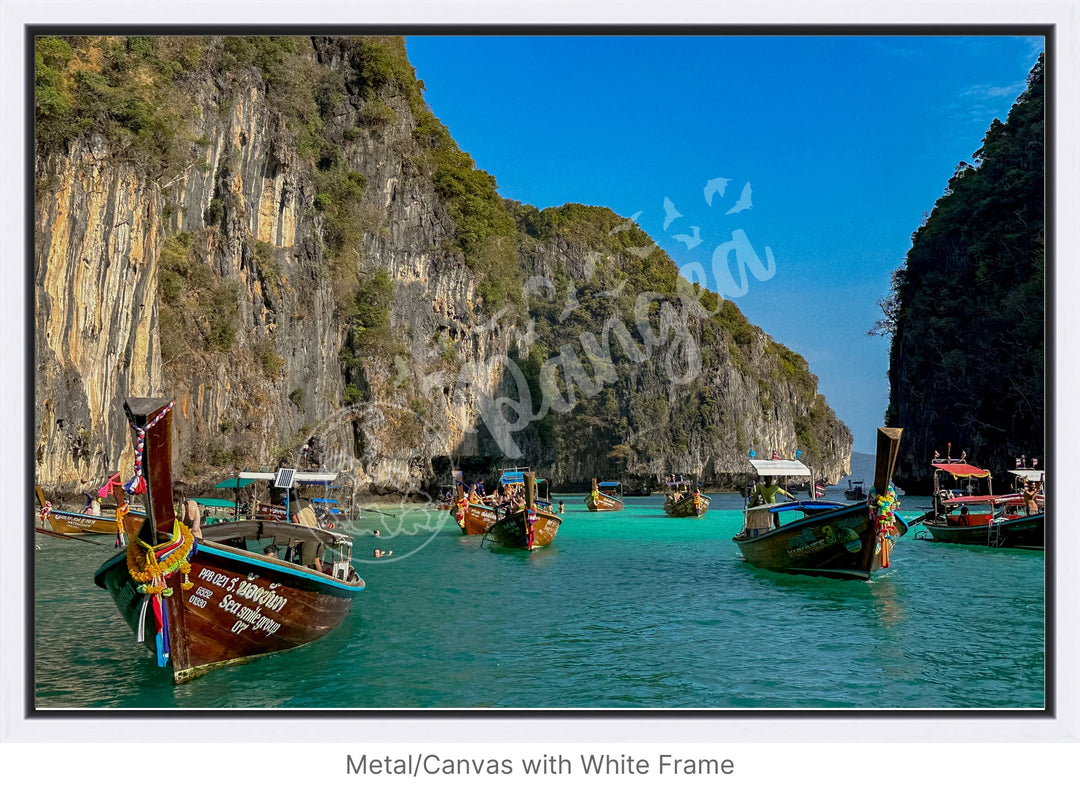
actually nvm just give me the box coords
[745,499,845,514]
[214,477,256,489]
[598,481,621,487]
[191,497,236,508]
[499,471,544,484]
[239,469,338,487]
[932,463,990,478]
[1008,469,1045,482]
[748,459,811,477]
[942,495,1000,505]
[311,497,339,504]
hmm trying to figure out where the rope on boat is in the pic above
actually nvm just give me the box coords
[124,400,175,495]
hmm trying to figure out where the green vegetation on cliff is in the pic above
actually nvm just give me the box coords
[882,54,1044,488]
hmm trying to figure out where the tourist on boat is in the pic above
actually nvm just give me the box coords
[752,476,794,506]
[83,493,101,515]
[1022,481,1040,515]
[181,499,203,538]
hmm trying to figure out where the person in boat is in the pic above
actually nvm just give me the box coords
[752,476,795,527]
[83,493,101,515]
[1022,481,1040,515]
[181,498,203,539]
[752,476,794,506]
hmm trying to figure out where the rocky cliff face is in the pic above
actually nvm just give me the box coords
[34,35,852,500]
[884,56,1044,492]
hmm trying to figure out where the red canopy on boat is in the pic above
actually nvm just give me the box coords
[941,495,1002,505]
[932,463,991,478]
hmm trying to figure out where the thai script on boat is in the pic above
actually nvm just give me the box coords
[233,579,288,612]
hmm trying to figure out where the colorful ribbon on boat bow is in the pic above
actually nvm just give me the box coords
[39,501,51,525]
[526,507,537,549]
[124,401,175,495]
[868,486,899,568]
[126,517,196,667]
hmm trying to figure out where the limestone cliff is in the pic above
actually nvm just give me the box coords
[34,35,852,500]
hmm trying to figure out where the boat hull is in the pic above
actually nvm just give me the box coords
[40,507,145,535]
[585,492,624,512]
[733,503,910,580]
[923,513,1043,549]
[452,502,499,535]
[487,508,561,550]
[664,494,710,517]
[94,535,364,683]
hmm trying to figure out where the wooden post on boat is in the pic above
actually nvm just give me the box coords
[873,427,903,496]
[123,398,177,545]
[525,471,536,510]
[860,427,903,573]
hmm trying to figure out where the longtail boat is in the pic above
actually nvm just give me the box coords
[94,397,365,684]
[844,479,866,501]
[662,476,710,517]
[917,462,1044,549]
[585,478,624,512]
[732,428,908,580]
[918,495,1044,549]
[486,470,561,550]
[450,473,499,536]
[36,482,146,536]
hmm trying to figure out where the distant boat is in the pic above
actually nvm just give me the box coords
[844,479,866,501]
[623,485,652,497]
[662,477,709,517]
[35,483,145,537]
[456,492,499,536]
[585,478,624,512]
[733,428,908,580]
[486,469,562,550]
[94,397,365,684]
[917,460,1044,549]
[449,472,502,536]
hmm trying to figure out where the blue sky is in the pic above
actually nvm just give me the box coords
[404,34,1043,454]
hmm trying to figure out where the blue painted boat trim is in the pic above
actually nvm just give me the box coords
[198,543,365,593]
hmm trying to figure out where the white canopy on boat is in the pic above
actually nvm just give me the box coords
[1008,469,1045,482]
[748,459,811,477]
[239,469,338,488]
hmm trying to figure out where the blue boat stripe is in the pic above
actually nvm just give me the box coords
[200,544,365,594]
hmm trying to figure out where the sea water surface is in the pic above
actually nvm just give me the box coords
[33,490,1045,710]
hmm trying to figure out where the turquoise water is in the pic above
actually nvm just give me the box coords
[33,490,1045,710]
